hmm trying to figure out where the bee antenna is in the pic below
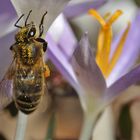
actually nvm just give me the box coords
[25,10,32,26]
[14,14,24,28]
[39,11,48,37]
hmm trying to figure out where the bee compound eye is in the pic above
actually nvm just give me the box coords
[28,27,36,37]
[30,31,34,36]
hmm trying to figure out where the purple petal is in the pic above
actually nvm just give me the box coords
[0,31,15,80]
[48,14,77,59]
[71,33,106,97]
[57,15,78,59]
[0,17,17,38]
[46,34,79,89]
[64,0,107,19]
[104,64,140,103]
[0,0,17,19]
[107,11,140,85]
[0,0,17,38]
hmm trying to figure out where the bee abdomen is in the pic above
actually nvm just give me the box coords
[15,93,41,114]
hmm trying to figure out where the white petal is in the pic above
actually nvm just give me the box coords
[71,33,107,111]
[48,14,64,42]
[10,0,70,35]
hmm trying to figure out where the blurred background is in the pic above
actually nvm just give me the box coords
[0,0,140,140]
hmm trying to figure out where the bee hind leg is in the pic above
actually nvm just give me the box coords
[44,64,50,78]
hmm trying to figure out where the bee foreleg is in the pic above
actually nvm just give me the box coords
[35,38,48,52]
[39,11,47,37]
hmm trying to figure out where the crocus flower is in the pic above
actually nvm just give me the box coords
[46,6,140,140]
[72,10,140,140]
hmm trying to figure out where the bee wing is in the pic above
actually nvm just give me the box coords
[44,82,52,112]
[37,80,52,113]
[0,59,15,110]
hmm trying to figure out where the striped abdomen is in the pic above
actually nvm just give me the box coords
[14,67,44,114]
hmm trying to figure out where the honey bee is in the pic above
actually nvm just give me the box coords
[0,10,50,114]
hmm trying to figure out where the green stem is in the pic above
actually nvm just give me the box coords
[15,111,28,140]
[80,114,97,140]
[46,111,56,140]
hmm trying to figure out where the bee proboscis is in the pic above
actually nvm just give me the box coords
[0,10,50,114]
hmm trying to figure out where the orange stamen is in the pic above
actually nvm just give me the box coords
[89,9,125,77]
[106,23,130,76]
[88,9,106,27]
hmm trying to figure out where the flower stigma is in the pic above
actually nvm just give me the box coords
[88,9,130,78]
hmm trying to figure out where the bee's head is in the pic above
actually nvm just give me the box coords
[14,10,37,43]
[15,22,36,43]
[14,10,47,43]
